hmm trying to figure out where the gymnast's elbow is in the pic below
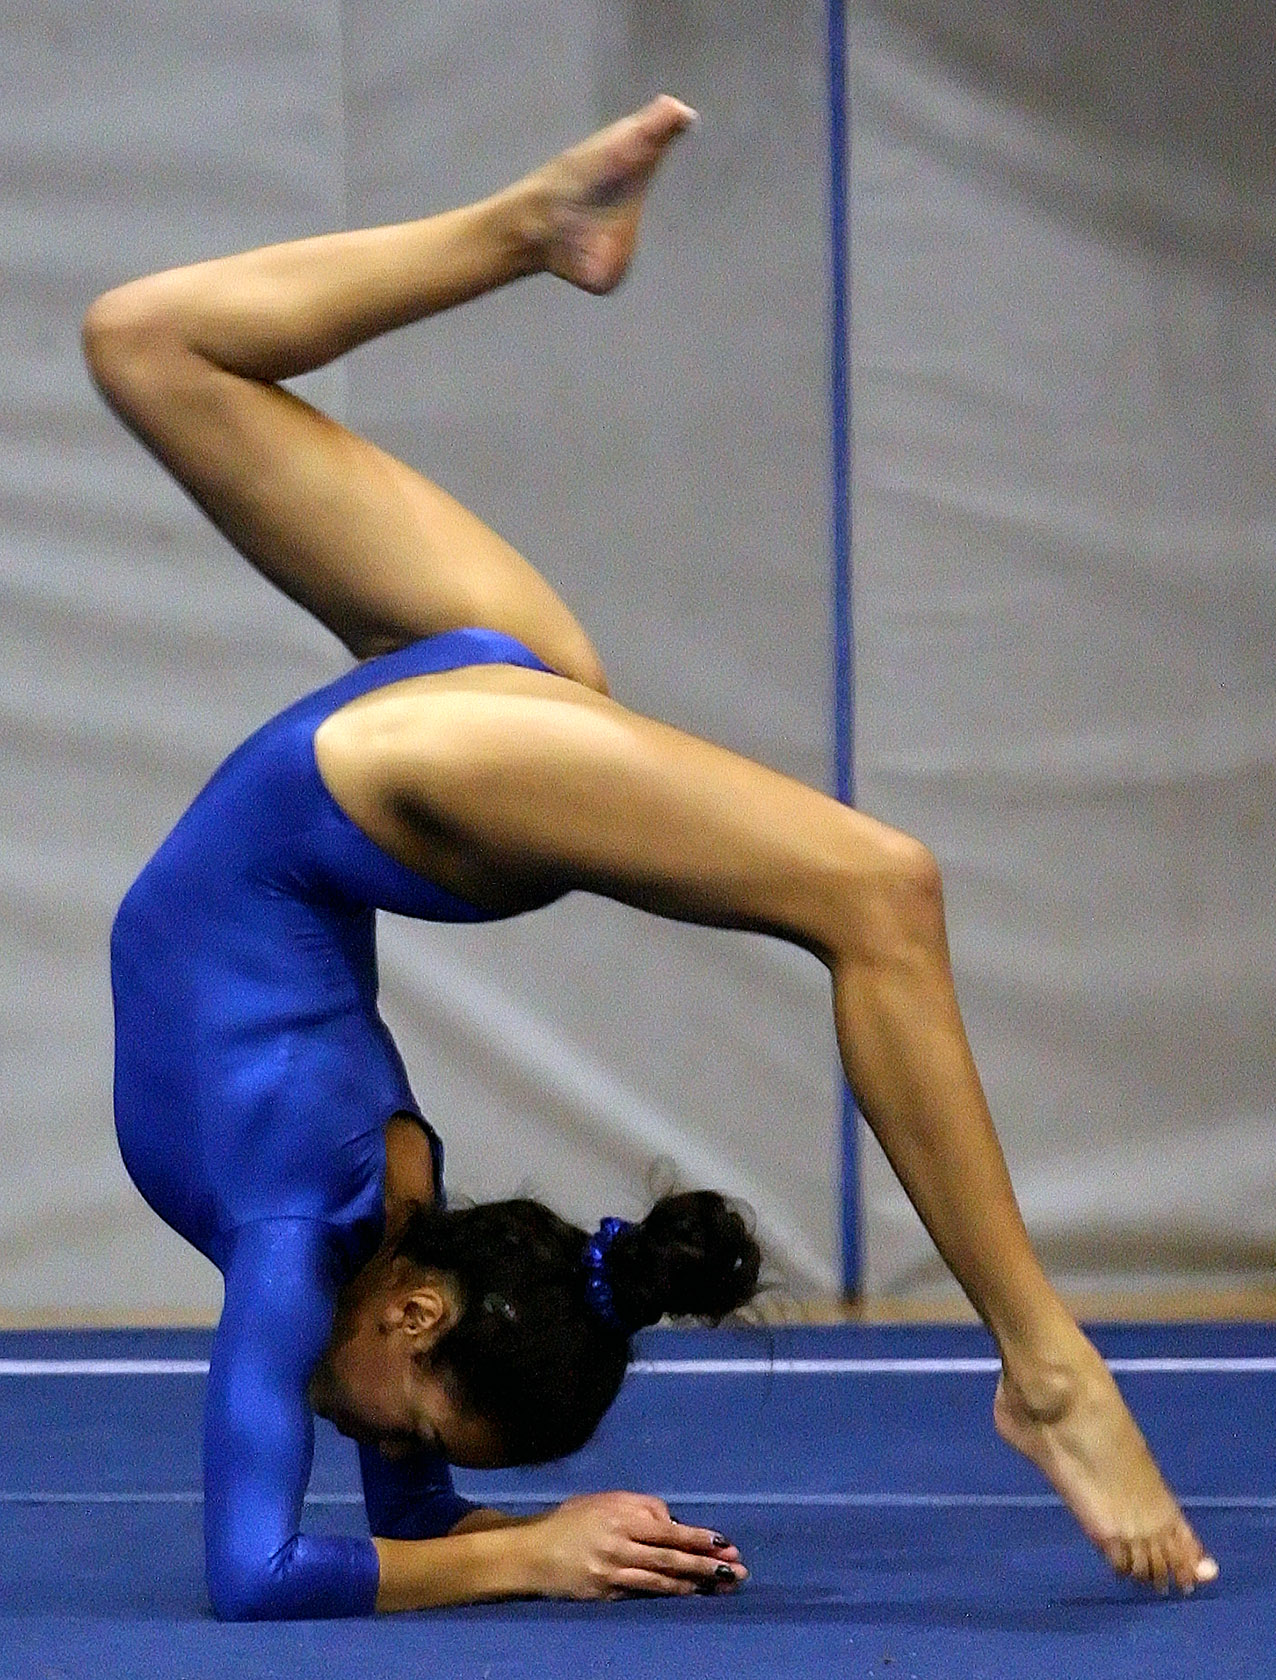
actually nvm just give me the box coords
[207,1547,314,1623]
[206,1531,379,1622]
[206,1553,287,1623]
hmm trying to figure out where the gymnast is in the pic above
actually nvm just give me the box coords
[82,95,1217,1618]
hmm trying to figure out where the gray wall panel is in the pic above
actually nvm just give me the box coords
[1,0,347,1316]
[851,1,1276,1294]
[11,0,1263,1317]
[1,2,839,1313]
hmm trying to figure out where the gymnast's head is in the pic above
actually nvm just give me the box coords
[309,1192,761,1467]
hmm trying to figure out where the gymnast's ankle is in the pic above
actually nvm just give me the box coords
[994,1319,1103,1422]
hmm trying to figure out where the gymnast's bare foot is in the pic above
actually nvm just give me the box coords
[513,95,698,294]
[993,1338,1219,1594]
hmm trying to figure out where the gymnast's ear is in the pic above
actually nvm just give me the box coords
[387,1271,457,1343]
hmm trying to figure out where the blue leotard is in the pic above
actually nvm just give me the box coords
[111,627,550,1620]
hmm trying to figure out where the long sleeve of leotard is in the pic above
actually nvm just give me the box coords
[203,1220,381,1620]
[358,1441,478,1540]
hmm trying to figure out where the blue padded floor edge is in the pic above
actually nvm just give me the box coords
[0,1322,1272,1679]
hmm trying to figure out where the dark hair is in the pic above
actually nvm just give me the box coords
[394,1191,760,1464]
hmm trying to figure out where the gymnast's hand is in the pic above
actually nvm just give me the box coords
[526,1492,747,1599]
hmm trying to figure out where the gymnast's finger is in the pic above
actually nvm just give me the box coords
[605,1568,700,1598]
[634,1544,747,1587]
[633,1510,740,1558]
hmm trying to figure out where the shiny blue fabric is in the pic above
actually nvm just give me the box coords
[111,628,549,1619]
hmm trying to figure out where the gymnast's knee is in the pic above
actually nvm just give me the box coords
[836,828,947,968]
[81,281,199,417]
[82,284,159,382]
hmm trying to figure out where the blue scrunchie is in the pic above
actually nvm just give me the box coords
[581,1216,634,1332]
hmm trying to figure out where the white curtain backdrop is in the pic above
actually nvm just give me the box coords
[852,0,1276,1293]
[0,0,1271,1317]
[0,0,837,1317]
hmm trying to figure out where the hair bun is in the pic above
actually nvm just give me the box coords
[605,1191,760,1330]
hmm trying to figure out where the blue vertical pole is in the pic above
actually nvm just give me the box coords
[827,0,861,1297]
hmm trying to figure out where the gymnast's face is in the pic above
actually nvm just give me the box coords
[309,1266,503,1468]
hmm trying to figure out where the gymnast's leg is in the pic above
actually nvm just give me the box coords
[353,670,1220,1595]
[81,96,696,676]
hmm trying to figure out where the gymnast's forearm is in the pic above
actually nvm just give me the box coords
[372,1524,540,1611]
[449,1506,541,1535]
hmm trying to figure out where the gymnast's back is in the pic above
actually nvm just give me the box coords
[109,627,547,1618]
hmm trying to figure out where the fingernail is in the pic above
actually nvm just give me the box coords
[711,1533,730,1549]
[715,1563,735,1581]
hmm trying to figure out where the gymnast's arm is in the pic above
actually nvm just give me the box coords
[359,1444,737,1607]
[372,1491,741,1609]
[205,1220,552,1616]
[204,1219,384,1619]
[359,1439,741,1607]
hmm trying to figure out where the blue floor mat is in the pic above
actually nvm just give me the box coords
[1,1323,1271,1679]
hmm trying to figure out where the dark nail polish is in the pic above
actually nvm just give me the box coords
[715,1563,735,1581]
[711,1533,730,1548]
